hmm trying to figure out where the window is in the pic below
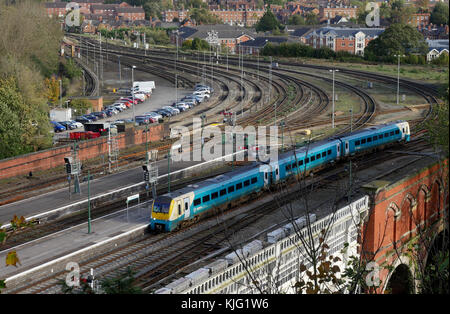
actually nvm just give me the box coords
[286,165,291,171]
[379,134,383,139]
[385,132,389,137]
[355,140,360,145]
[311,156,316,161]
[367,137,372,143]
[316,154,321,159]
[345,142,349,150]
[322,152,326,158]
[236,183,242,190]
[251,177,257,184]
[178,204,181,215]
[361,139,366,144]
[292,162,297,168]
[276,168,279,175]
[228,186,235,193]
[373,135,378,141]
[185,202,188,211]
[327,149,332,155]
[194,198,201,206]
[202,195,210,202]
[299,160,304,166]
[390,131,394,136]
[305,158,309,164]
[211,192,218,199]
[395,130,399,135]
[220,189,227,196]
[244,180,250,187]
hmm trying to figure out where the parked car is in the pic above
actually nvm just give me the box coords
[183,100,196,108]
[120,97,137,105]
[92,111,107,119]
[111,103,126,111]
[51,121,66,132]
[58,121,77,130]
[135,115,150,125]
[116,100,131,108]
[68,120,84,129]
[193,89,210,95]
[83,114,98,121]
[144,112,163,121]
[181,95,200,104]
[156,108,172,117]
[75,116,92,124]
[163,106,180,115]
[103,110,114,117]
[195,84,213,93]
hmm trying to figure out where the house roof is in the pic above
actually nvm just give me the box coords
[238,36,290,48]
[307,26,384,39]
[116,7,145,14]
[426,39,449,48]
[177,24,256,40]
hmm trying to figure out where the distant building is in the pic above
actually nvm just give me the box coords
[408,13,431,27]
[305,26,385,55]
[211,9,265,26]
[426,39,449,61]
[162,10,190,22]
[318,4,357,22]
[173,24,256,53]
[418,24,449,40]
[236,36,294,55]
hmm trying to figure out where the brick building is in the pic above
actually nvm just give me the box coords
[305,26,384,55]
[45,2,68,18]
[211,9,265,26]
[116,7,145,21]
[318,4,357,22]
[408,13,431,27]
[162,10,190,22]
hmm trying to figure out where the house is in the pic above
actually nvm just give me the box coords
[173,24,256,53]
[236,36,293,55]
[305,26,385,55]
[45,2,68,18]
[426,39,449,61]
[286,26,318,43]
[116,7,145,21]
[408,13,430,28]
[210,9,265,27]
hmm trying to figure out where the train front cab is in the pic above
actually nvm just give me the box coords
[397,121,410,142]
[151,196,175,232]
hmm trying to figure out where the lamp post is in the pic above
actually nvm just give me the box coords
[394,54,405,105]
[88,169,91,234]
[329,69,339,128]
[131,65,136,123]
[118,55,122,88]
[59,79,62,108]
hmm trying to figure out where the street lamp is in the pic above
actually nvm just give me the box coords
[131,65,136,123]
[118,55,122,88]
[394,54,405,105]
[59,79,62,108]
[329,69,339,128]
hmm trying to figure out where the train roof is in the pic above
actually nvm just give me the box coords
[158,162,260,199]
[333,121,405,140]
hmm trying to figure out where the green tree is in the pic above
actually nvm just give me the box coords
[389,0,415,24]
[189,8,221,24]
[425,82,449,157]
[69,99,91,115]
[288,14,305,25]
[304,12,319,25]
[430,2,449,25]
[364,23,428,59]
[255,9,283,32]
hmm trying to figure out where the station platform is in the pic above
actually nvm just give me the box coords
[0,201,150,287]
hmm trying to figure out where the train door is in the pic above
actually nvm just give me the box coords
[336,142,341,159]
[183,197,190,219]
[274,164,280,182]
[344,141,349,156]
[175,199,182,219]
[260,164,271,187]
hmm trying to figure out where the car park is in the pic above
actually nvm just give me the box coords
[156,109,172,117]
[183,100,196,108]
[116,100,131,108]
[135,116,150,125]
[144,112,163,121]
[120,97,137,105]
[68,120,83,129]
[92,111,107,119]
[83,114,98,121]
[75,116,92,124]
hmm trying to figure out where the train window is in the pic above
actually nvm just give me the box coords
[322,152,326,158]
[390,131,394,136]
[361,139,366,144]
[194,198,201,206]
[379,134,383,139]
[311,156,315,161]
[228,186,235,193]
[395,130,399,134]
[220,189,227,196]
[185,202,188,211]
[327,149,331,155]
[264,172,268,180]
[402,128,405,133]
[211,192,218,199]
[367,137,372,143]
[345,142,348,150]
[356,140,360,145]
[299,160,303,166]
[316,154,321,159]
[202,195,210,202]
[373,135,377,141]
[251,177,257,184]
[292,162,297,168]
[305,158,309,164]
[385,132,389,137]
[244,180,250,187]
[276,168,279,175]
[178,204,181,215]
[236,183,242,190]
[285,165,290,171]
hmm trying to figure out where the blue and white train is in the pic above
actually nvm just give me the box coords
[150,120,410,232]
